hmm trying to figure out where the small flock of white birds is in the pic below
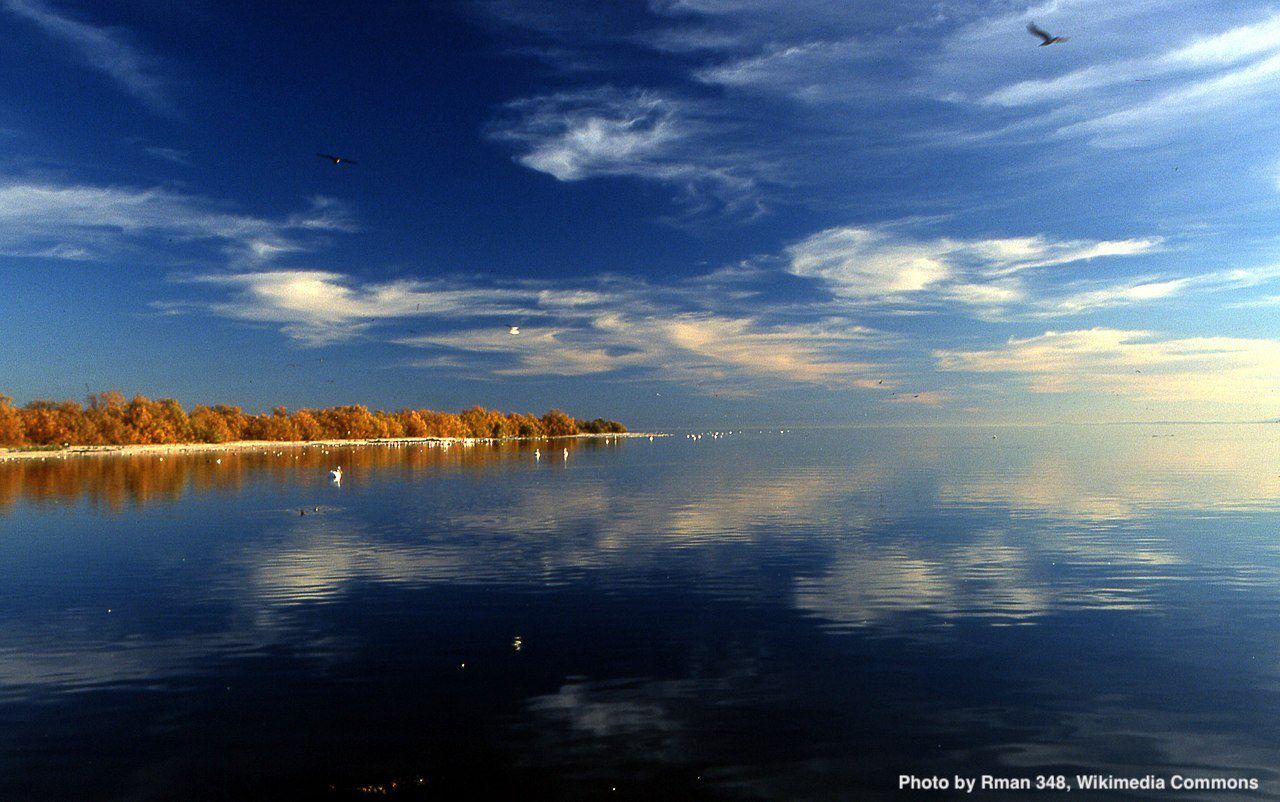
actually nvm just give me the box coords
[685,429,789,440]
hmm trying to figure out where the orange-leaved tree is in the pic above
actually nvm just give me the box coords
[0,391,622,447]
[0,395,25,446]
[540,409,578,437]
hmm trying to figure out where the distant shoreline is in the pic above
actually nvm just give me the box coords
[0,432,665,463]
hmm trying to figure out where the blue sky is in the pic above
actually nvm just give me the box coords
[3,0,1280,427]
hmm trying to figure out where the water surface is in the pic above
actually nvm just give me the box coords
[2,427,1279,799]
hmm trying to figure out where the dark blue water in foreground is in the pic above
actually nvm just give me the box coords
[2,427,1279,800]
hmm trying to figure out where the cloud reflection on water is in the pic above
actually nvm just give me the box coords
[4,427,1280,693]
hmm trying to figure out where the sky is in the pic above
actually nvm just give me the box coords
[3,0,1280,428]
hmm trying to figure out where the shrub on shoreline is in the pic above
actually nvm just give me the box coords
[0,392,625,447]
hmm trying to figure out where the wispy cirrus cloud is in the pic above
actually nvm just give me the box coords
[1045,278,1191,315]
[783,223,1280,321]
[490,87,765,213]
[0,182,353,264]
[1039,264,1280,315]
[169,271,543,347]
[2,0,171,112]
[984,13,1280,108]
[495,89,683,181]
[928,4,1280,148]
[776,218,1280,327]
[403,325,634,377]
[1053,50,1280,146]
[785,224,1162,309]
[164,267,894,389]
[935,328,1280,404]
[693,38,892,103]
[403,312,884,385]
[142,145,191,165]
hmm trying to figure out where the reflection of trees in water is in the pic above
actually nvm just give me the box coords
[0,439,612,513]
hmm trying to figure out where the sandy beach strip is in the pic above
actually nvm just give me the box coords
[0,432,665,462]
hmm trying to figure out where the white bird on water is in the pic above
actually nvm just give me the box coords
[330,466,343,485]
[508,325,520,335]
[534,449,540,461]
[563,447,568,459]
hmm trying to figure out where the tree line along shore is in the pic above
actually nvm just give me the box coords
[0,391,626,449]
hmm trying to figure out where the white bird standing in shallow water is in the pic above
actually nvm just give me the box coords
[563,447,568,460]
[534,449,540,461]
[330,466,343,485]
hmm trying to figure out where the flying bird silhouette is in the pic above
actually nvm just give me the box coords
[317,152,357,165]
[1027,22,1068,46]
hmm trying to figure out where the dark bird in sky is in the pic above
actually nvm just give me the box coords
[1027,22,1068,46]
[317,152,357,165]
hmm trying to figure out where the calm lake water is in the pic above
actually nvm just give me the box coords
[2,426,1279,800]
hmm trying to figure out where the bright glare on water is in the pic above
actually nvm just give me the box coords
[2,426,1279,799]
